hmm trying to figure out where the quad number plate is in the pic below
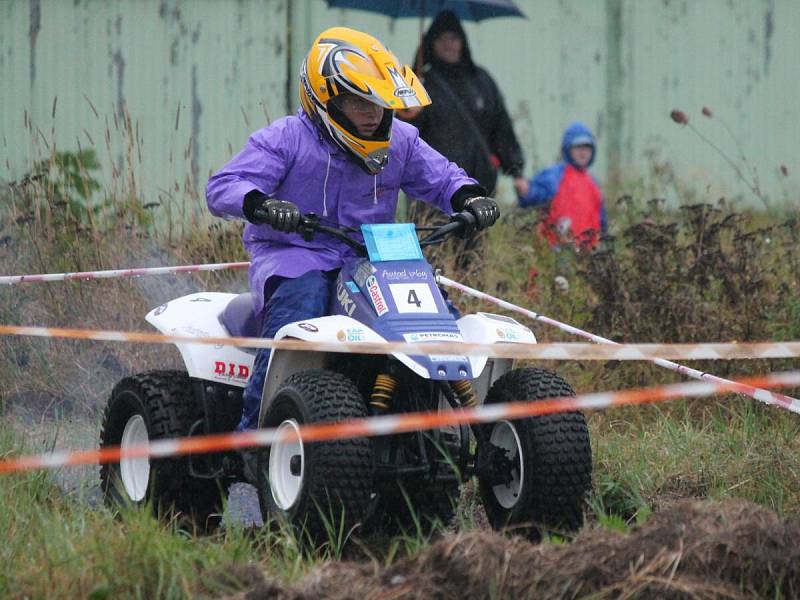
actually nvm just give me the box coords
[389,283,438,313]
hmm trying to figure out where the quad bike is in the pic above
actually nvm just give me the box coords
[99,210,592,539]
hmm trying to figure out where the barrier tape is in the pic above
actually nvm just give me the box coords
[437,276,800,411]
[2,259,798,410]
[2,324,800,362]
[0,261,250,285]
[1,369,798,475]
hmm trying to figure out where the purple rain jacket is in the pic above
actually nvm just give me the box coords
[206,110,477,314]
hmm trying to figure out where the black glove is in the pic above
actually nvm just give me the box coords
[462,196,500,231]
[243,190,300,233]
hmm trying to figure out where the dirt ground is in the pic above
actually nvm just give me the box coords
[216,498,800,599]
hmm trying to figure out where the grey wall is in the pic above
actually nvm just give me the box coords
[2,0,798,209]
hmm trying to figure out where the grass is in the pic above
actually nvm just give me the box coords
[0,428,239,598]
[0,424,370,598]
[590,397,800,521]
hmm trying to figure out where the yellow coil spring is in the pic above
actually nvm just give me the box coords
[451,379,478,408]
[370,373,397,412]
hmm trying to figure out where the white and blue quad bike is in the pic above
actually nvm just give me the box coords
[99,210,592,538]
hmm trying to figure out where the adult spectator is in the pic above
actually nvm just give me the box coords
[403,10,527,197]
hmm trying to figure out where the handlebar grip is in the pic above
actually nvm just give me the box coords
[452,209,477,231]
[455,210,476,225]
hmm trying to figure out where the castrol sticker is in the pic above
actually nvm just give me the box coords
[366,275,389,316]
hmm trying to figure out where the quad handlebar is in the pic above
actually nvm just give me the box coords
[252,210,479,256]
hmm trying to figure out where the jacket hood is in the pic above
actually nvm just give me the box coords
[419,10,475,73]
[561,121,596,168]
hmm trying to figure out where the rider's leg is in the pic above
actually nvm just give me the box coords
[237,269,338,431]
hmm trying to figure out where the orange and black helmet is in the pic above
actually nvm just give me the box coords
[300,27,431,173]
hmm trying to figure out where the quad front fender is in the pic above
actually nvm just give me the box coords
[259,315,388,425]
[457,312,537,403]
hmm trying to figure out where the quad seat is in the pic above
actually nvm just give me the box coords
[219,292,262,339]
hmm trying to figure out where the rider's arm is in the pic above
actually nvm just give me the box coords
[206,121,295,220]
[518,163,564,209]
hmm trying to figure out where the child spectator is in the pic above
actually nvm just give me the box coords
[519,122,607,251]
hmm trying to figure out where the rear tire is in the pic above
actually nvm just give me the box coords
[99,370,226,529]
[477,367,592,540]
[256,369,374,543]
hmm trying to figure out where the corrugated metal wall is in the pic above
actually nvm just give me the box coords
[1,0,290,209]
[2,0,798,208]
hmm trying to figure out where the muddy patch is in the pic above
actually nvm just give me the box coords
[221,498,800,599]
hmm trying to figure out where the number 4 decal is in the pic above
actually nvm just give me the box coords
[389,283,438,313]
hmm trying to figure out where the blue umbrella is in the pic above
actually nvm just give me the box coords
[326,0,525,22]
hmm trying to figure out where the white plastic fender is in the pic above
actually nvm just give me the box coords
[457,312,537,401]
[259,315,380,425]
[259,312,535,421]
[145,292,256,388]
[260,314,479,424]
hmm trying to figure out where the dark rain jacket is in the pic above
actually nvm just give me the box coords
[411,11,524,195]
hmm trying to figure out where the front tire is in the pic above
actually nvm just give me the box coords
[477,368,592,540]
[256,370,374,543]
[99,370,225,529]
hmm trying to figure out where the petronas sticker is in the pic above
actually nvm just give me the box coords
[402,332,463,343]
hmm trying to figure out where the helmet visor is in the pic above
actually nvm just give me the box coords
[329,94,385,116]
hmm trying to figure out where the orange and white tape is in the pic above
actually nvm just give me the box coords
[438,275,800,411]
[4,260,797,408]
[1,369,798,474]
[2,323,799,412]
[0,261,250,285]
[1,324,799,361]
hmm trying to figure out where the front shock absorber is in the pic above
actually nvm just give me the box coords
[370,373,397,412]
[451,379,478,408]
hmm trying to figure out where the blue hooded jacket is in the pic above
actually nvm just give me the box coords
[519,122,607,233]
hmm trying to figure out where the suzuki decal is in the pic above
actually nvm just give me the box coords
[336,279,356,317]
